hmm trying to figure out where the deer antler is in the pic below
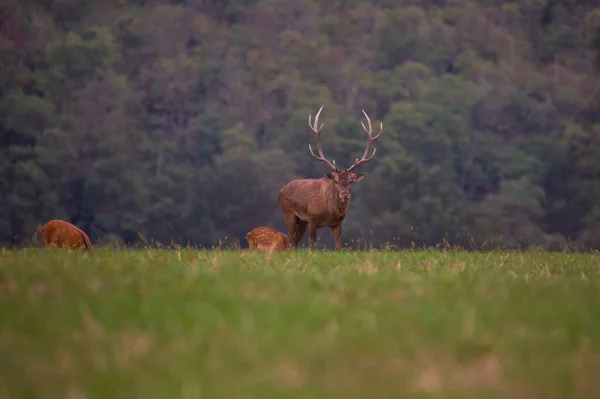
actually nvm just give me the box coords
[308,106,339,172]
[346,110,383,172]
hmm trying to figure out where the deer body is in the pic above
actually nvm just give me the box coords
[279,178,349,222]
[246,226,289,251]
[39,219,93,250]
[278,106,381,250]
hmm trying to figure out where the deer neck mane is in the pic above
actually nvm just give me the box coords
[322,178,350,217]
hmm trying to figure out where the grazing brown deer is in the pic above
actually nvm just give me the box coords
[246,227,289,251]
[39,219,93,250]
[278,106,382,250]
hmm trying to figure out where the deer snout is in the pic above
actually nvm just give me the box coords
[339,191,351,200]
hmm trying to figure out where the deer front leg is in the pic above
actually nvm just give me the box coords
[308,222,318,249]
[331,224,342,251]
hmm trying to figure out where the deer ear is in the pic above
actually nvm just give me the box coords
[351,173,365,182]
[326,173,335,180]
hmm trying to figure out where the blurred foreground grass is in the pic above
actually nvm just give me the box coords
[1,248,599,399]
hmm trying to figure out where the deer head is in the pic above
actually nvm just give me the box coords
[307,106,383,202]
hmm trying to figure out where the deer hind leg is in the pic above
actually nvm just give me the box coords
[284,214,302,249]
[294,220,307,248]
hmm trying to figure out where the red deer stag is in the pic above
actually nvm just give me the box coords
[246,226,289,251]
[39,219,93,250]
[278,106,382,250]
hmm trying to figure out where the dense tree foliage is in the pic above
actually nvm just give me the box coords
[2,0,600,250]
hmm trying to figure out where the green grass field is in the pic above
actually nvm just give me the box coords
[1,249,599,399]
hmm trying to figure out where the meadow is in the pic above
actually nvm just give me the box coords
[1,248,599,399]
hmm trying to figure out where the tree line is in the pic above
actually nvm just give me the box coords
[2,0,600,250]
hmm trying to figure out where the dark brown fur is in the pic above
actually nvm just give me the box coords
[278,171,363,250]
[39,219,93,250]
[246,227,289,251]
[278,106,382,250]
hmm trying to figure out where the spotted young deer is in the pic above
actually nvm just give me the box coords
[278,106,382,250]
[246,226,289,251]
[39,219,93,250]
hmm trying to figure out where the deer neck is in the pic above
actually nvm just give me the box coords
[325,180,350,217]
[336,198,350,216]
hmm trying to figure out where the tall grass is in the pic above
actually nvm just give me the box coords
[1,248,599,398]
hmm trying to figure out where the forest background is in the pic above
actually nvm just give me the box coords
[2,0,600,250]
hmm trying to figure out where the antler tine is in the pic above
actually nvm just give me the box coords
[347,110,383,172]
[308,105,325,133]
[307,106,339,172]
[360,109,383,140]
